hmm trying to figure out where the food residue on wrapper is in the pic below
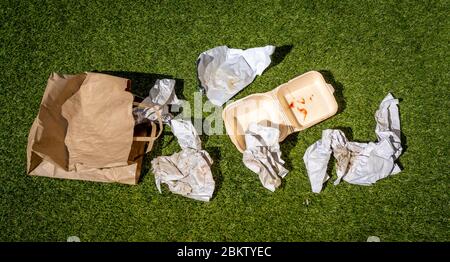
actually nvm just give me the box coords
[297,108,307,119]
[227,78,239,91]
[289,95,314,121]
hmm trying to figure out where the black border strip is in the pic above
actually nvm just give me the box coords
[0,242,448,259]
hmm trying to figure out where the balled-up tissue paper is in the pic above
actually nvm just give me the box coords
[151,119,215,201]
[303,93,402,193]
[197,45,275,106]
[243,123,288,192]
[133,78,180,124]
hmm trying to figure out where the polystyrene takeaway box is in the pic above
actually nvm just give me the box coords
[222,71,338,152]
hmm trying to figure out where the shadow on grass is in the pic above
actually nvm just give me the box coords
[96,70,186,101]
[140,130,166,183]
[396,132,407,170]
[199,126,224,200]
[319,70,346,115]
[206,146,223,200]
[280,132,300,173]
[267,44,294,71]
[394,95,408,169]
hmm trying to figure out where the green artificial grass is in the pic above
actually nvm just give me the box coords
[0,0,449,241]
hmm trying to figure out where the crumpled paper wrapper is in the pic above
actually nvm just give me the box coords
[169,118,202,150]
[243,123,288,192]
[133,78,180,124]
[303,93,402,193]
[151,119,215,201]
[197,45,275,106]
[152,147,214,202]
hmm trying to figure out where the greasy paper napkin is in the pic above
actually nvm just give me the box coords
[303,93,402,193]
[243,123,288,192]
[197,45,275,106]
[151,119,215,201]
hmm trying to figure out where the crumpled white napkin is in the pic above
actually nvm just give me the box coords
[303,93,402,193]
[197,45,275,106]
[151,119,215,201]
[169,118,202,151]
[243,123,288,192]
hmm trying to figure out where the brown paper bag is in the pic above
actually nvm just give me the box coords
[27,72,161,185]
[62,73,134,170]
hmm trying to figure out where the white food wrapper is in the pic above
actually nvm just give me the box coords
[169,119,201,150]
[151,148,214,202]
[197,45,275,106]
[133,79,180,124]
[243,123,288,192]
[147,78,180,106]
[151,119,215,201]
[303,93,402,193]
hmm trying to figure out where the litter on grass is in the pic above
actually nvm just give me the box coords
[242,123,288,192]
[303,93,402,193]
[197,45,275,106]
[222,71,339,153]
[151,119,215,201]
[130,78,215,201]
[169,118,202,150]
[222,71,339,191]
[27,72,158,185]
[133,78,180,125]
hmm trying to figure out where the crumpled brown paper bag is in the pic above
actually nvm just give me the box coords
[27,72,159,185]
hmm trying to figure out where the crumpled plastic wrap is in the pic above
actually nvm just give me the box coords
[197,45,275,106]
[133,79,180,124]
[242,123,288,192]
[303,93,402,193]
[151,119,215,201]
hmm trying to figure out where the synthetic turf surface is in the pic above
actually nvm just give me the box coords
[0,0,448,241]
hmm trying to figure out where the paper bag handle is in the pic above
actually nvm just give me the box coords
[132,101,164,153]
